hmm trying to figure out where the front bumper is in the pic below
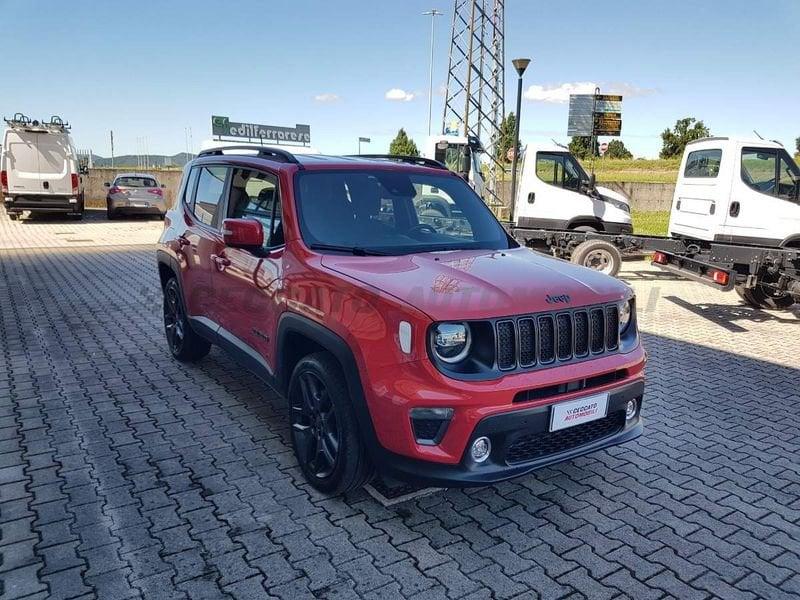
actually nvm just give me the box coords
[377,379,643,487]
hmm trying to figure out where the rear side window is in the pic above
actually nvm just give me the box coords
[115,176,157,188]
[182,168,200,210]
[228,168,283,248]
[684,149,722,178]
[193,166,228,226]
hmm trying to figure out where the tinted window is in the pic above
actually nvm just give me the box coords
[536,152,587,191]
[295,170,511,254]
[684,149,721,178]
[115,176,157,187]
[228,168,282,248]
[182,167,200,210]
[193,166,227,226]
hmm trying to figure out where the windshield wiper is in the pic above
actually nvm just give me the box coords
[308,243,389,256]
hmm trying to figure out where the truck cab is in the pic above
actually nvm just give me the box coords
[669,137,800,247]
[513,143,632,233]
[1,114,84,220]
[423,134,485,197]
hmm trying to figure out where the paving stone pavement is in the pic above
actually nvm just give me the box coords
[0,237,799,598]
[0,206,163,250]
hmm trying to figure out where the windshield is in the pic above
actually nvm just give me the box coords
[295,170,513,255]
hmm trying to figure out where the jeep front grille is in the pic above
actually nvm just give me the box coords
[495,303,620,371]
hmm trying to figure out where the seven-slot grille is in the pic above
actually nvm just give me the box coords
[495,304,620,371]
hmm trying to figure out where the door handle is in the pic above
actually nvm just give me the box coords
[210,254,231,268]
[729,201,740,218]
[527,192,535,204]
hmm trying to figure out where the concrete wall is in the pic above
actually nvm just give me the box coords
[84,168,183,208]
[497,180,673,214]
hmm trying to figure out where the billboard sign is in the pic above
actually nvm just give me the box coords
[567,94,623,137]
[211,115,311,144]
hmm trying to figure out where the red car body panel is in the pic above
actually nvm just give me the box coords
[158,154,646,486]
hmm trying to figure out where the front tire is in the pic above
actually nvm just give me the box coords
[163,278,211,361]
[289,352,372,495]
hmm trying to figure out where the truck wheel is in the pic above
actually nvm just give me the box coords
[289,352,373,495]
[162,278,211,361]
[571,240,622,277]
[735,282,795,310]
[8,213,18,221]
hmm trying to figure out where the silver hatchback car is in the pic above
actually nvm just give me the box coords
[104,173,167,219]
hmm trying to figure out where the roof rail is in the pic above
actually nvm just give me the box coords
[349,154,448,170]
[198,145,301,166]
[3,113,70,131]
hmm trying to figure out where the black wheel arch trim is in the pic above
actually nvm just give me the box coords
[276,312,382,455]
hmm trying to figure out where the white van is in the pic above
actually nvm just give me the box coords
[1,114,84,220]
[512,143,633,233]
[669,137,800,247]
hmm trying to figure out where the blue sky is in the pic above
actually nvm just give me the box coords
[2,0,798,158]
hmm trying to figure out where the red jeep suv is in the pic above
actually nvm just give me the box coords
[156,146,645,494]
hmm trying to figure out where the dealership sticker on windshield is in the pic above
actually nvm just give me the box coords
[550,393,609,432]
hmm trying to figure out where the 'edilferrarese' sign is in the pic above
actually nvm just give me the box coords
[211,116,311,144]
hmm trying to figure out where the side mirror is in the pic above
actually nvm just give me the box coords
[222,218,263,249]
[460,149,471,176]
[581,173,597,194]
[161,183,166,189]
[104,182,111,187]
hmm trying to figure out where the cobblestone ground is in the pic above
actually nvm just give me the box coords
[0,239,799,598]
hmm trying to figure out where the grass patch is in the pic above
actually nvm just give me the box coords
[582,158,680,184]
[632,210,669,236]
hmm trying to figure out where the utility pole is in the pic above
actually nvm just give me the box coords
[423,9,443,136]
[110,130,115,168]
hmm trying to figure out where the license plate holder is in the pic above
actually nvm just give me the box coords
[549,392,609,432]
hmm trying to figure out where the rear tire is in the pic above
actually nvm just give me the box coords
[162,278,211,361]
[735,282,795,310]
[571,239,622,277]
[288,352,373,495]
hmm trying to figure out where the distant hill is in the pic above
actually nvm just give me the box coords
[89,152,192,168]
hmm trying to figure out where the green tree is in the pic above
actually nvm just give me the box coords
[495,113,519,164]
[389,128,419,157]
[659,118,710,159]
[605,139,633,159]
[795,136,800,156]
[569,136,598,160]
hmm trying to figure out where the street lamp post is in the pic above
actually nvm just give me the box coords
[510,58,531,220]
[423,9,443,136]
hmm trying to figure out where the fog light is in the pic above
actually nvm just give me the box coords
[470,436,491,463]
[625,399,638,420]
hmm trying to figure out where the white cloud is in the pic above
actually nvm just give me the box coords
[523,81,656,104]
[385,88,416,102]
[314,93,340,103]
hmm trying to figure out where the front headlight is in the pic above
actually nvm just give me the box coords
[432,322,471,363]
[619,299,633,334]
[608,198,631,213]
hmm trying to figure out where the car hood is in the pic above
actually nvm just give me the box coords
[321,247,630,321]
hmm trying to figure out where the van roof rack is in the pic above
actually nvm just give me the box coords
[4,113,70,131]
[348,154,448,170]
[198,145,301,166]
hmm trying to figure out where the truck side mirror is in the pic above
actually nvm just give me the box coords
[589,173,596,190]
[460,151,471,176]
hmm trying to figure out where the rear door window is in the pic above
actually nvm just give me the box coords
[193,166,228,227]
[684,149,722,178]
